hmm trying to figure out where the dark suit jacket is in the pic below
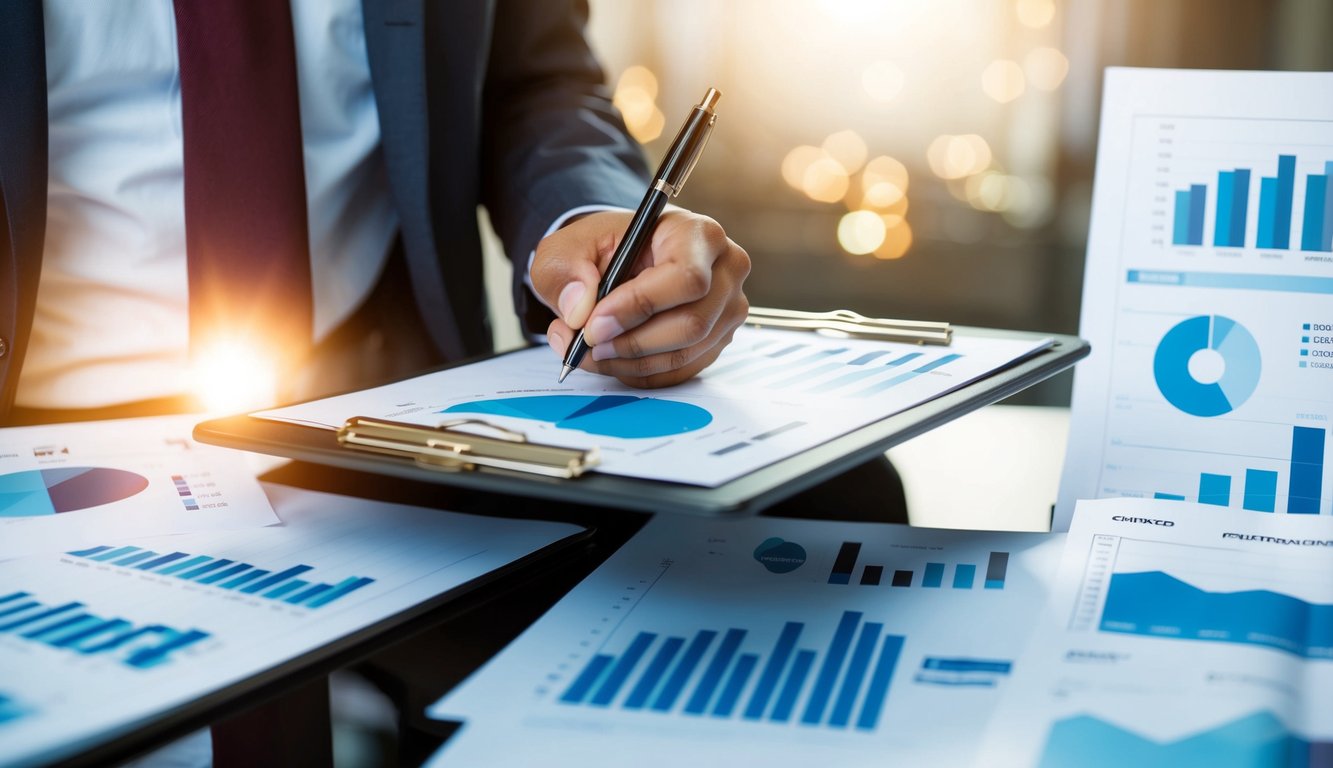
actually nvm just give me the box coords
[0,0,649,418]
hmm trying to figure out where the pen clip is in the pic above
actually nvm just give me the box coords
[671,115,715,198]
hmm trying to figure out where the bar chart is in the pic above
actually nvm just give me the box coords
[65,544,375,610]
[0,590,209,670]
[1150,425,1326,514]
[702,339,966,400]
[1170,153,1333,252]
[826,541,1009,590]
[558,610,906,732]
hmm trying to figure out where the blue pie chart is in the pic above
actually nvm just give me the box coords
[441,395,713,439]
[0,467,150,517]
[1152,315,1261,417]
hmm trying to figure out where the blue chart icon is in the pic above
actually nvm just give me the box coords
[442,395,713,439]
[1153,315,1261,417]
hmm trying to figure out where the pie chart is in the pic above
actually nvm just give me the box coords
[441,395,713,439]
[1152,315,1261,417]
[0,467,150,517]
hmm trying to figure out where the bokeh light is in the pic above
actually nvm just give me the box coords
[837,210,887,255]
[927,134,993,180]
[860,155,909,208]
[612,65,665,142]
[781,145,825,190]
[861,61,905,103]
[874,218,913,260]
[822,130,868,175]
[803,157,851,203]
[1024,47,1069,91]
[981,59,1026,103]
[1015,0,1055,29]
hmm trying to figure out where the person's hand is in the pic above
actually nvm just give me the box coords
[532,209,751,388]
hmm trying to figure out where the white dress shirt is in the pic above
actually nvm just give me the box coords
[19,0,397,408]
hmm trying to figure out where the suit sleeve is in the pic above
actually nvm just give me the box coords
[480,0,651,329]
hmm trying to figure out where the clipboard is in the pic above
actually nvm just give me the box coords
[194,325,1088,517]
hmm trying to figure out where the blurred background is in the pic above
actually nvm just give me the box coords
[484,0,1333,406]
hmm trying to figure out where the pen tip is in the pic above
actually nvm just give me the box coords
[558,366,574,384]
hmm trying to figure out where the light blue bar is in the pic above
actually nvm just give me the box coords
[135,552,188,571]
[953,564,976,589]
[856,634,905,731]
[742,622,803,720]
[885,352,924,367]
[922,563,945,588]
[1173,189,1192,245]
[853,371,918,398]
[89,546,140,562]
[67,545,112,558]
[1198,473,1231,507]
[1243,469,1278,513]
[684,628,746,715]
[801,611,863,725]
[1154,492,1186,501]
[591,632,657,706]
[848,351,891,365]
[807,366,890,394]
[240,565,313,594]
[158,555,211,576]
[196,563,250,585]
[829,622,884,727]
[264,579,308,599]
[113,551,158,567]
[286,583,332,605]
[1126,269,1333,295]
[178,559,233,580]
[1257,176,1278,248]
[652,630,717,711]
[220,570,269,590]
[560,654,614,704]
[1188,183,1206,245]
[1214,171,1235,246]
[913,353,963,373]
[769,650,816,723]
[304,576,374,608]
[1230,168,1251,247]
[623,637,684,710]
[711,653,758,717]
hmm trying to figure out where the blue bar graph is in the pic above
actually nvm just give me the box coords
[1173,189,1192,245]
[984,551,1008,590]
[559,612,906,732]
[0,590,209,670]
[1242,469,1278,513]
[1288,426,1325,514]
[1172,185,1206,246]
[922,563,944,588]
[1154,492,1186,501]
[1197,473,1231,506]
[953,564,976,589]
[853,354,963,398]
[65,546,374,609]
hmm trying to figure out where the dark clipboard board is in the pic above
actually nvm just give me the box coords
[194,327,1089,517]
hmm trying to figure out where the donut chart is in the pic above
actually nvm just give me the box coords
[1152,315,1261,417]
[441,395,713,439]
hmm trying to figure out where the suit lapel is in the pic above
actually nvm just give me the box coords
[361,0,466,360]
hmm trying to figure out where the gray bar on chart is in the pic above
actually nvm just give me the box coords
[711,442,750,456]
[752,422,806,441]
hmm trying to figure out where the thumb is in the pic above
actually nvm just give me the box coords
[530,213,625,330]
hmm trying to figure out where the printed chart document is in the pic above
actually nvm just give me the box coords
[980,498,1333,767]
[0,416,278,559]
[426,514,1064,767]
[256,326,1052,487]
[0,484,583,767]
[1057,68,1333,530]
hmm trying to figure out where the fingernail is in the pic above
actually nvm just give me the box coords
[587,315,623,344]
[592,343,618,362]
[547,329,566,354]
[558,282,585,320]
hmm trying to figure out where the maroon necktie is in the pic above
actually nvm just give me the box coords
[173,1,313,367]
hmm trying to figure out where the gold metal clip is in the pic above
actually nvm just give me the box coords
[336,416,599,479]
[746,306,953,346]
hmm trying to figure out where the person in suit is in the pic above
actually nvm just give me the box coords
[0,0,750,427]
